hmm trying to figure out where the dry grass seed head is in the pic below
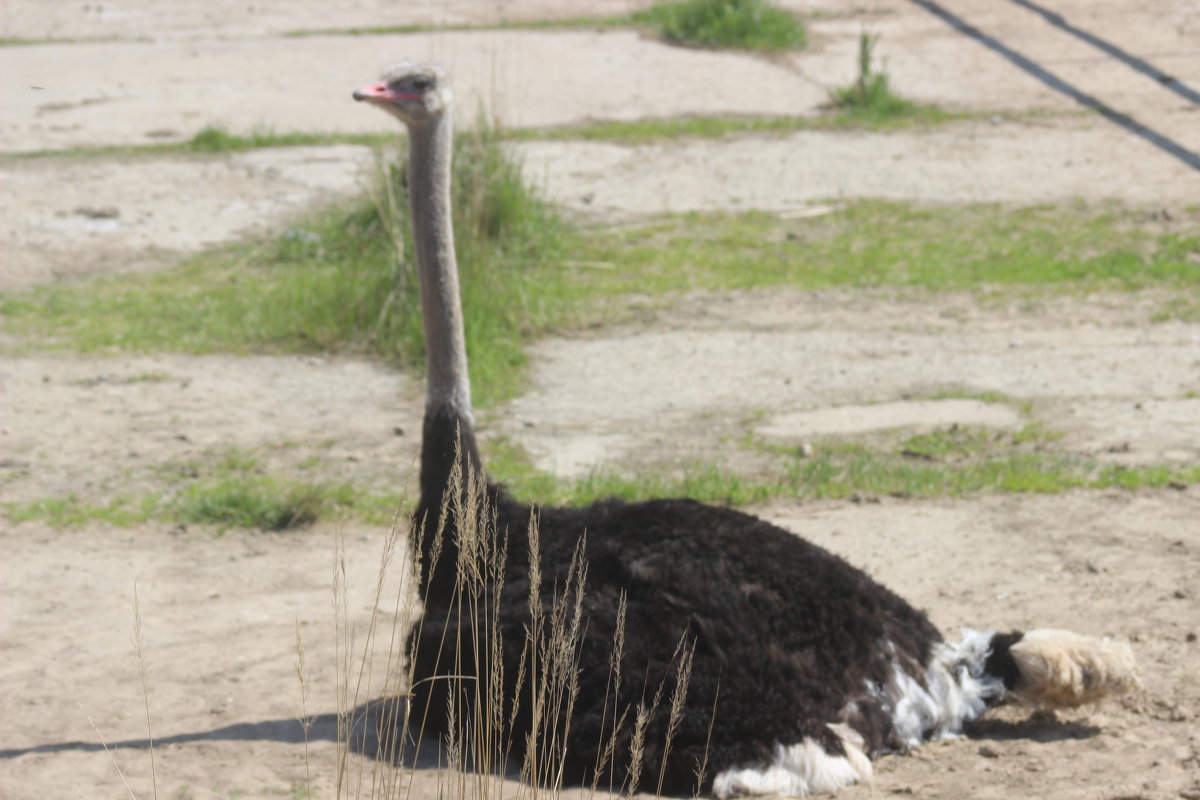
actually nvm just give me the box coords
[627,702,651,796]
[657,637,696,797]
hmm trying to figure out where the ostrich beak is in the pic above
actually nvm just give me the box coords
[353,82,390,102]
[353,82,421,102]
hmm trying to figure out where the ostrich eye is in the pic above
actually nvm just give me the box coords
[410,77,433,92]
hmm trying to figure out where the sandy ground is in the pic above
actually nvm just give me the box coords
[1,1,1199,799]
[498,291,1200,478]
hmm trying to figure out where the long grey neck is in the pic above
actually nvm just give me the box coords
[407,113,473,422]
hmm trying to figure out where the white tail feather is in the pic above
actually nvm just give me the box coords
[1009,628,1139,707]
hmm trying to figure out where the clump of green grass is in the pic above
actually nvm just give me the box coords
[0,121,572,406]
[828,33,921,123]
[171,474,352,530]
[4,447,404,530]
[184,125,352,153]
[633,0,806,51]
[164,449,404,530]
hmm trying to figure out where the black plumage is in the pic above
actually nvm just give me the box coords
[409,407,944,794]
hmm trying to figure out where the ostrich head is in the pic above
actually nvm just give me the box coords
[353,62,453,126]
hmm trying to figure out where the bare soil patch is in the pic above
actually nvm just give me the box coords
[0,146,373,288]
[1,354,419,504]
[498,290,1200,476]
[0,0,646,41]
[513,114,1199,216]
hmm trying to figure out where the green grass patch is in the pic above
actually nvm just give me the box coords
[4,494,158,527]
[781,444,1199,498]
[4,126,391,161]
[512,105,973,145]
[899,427,1005,460]
[7,104,980,164]
[1150,293,1200,322]
[3,93,994,163]
[0,35,132,46]
[632,0,806,51]
[0,37,58,46]
[922,387,1030,410]
[5,200,1197,405]
[488,426,1200,508]
[569,203,1200,299]
[3,480,393,531]
[182,125,380,154]
[9,425,1197,530]
[67,371,175,387]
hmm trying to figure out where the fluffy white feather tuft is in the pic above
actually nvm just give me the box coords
[875,629,1006,748]
[711,724,872,798]
[1009,628,1139,707]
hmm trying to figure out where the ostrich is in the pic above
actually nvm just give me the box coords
[353,63,1137,797]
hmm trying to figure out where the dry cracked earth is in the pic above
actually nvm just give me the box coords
[1,1,1199,799]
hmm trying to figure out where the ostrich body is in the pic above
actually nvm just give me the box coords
[354,64,1137,797]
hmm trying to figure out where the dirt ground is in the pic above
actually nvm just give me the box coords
[1,1,1198,799]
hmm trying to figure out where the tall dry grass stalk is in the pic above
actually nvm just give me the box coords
[132,584,159,800]
[74,696,139,800]
[692,687,719,797]
[295,621,316,797]
[334,508,424,800]
[335,445,715,800]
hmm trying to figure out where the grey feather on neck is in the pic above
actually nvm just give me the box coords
[407,114,474,424]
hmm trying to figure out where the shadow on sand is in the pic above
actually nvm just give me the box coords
[966,709,1101,743]
[0,696,451,770]
[4,697,1100,770]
